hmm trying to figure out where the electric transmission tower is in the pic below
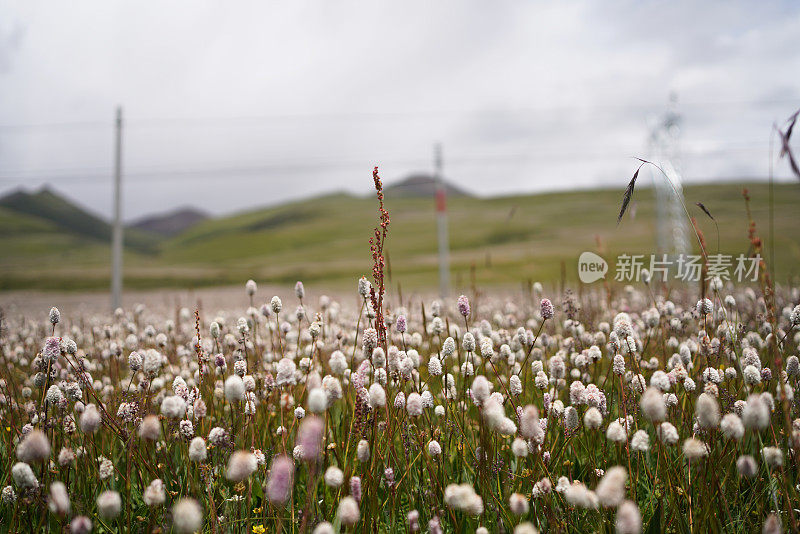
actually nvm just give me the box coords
[647,93,690,261]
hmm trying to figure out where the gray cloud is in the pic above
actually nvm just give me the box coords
[0,1,797,220]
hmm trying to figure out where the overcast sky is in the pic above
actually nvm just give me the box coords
[0,1,798,221]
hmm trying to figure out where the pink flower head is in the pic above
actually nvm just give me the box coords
[540,298,554,320]
[296,416,324,461]
[350,475,362,502]
[266,455,294,505]
[457,295,470,318]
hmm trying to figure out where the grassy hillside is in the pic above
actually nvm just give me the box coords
[0,187,157,254]
[1,182,798,291]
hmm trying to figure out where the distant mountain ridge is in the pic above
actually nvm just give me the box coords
[384,174,471,198]
[0,176,463,244]
[0,187,156,252]
[130,207,209,236]
[0,187,111,240]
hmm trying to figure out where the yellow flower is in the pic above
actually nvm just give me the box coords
[252,525,266,534]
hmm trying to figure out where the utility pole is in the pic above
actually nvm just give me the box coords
[434,143,450,298]
[111,106,123,311]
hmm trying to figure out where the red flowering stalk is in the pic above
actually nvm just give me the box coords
[369,166,390,350]
[194,309,205,388]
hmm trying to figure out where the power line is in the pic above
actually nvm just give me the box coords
[0,146,779,185]
[0,141,778,184]
[0,97,796,132]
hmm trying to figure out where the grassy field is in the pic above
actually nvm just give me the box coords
[0,182,798,292]
[1,269,798,532]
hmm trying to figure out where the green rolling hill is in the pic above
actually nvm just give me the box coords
[0,181,798,292]
[0,187,158,252]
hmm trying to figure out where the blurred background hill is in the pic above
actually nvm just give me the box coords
[129,208,210,237]
[1,178,797,292]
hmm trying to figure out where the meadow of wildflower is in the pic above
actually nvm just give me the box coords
[1,168,800,533]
